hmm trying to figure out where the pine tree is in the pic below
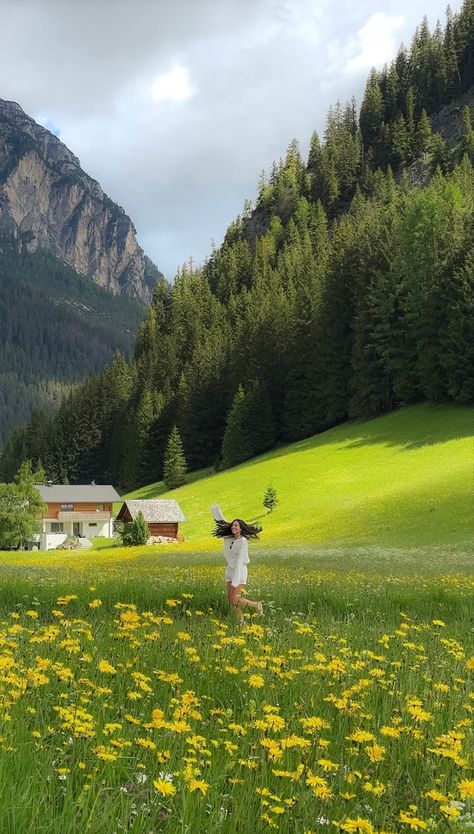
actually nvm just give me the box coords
[390,114,410,166]
[430,132,450,172]
[120,511,149,546]
[163,426,187,490]
[404,87,416,159]
[221,386,253,469]
[245,380,277,455]
[460,105,474,159]
[359,71,384,147]
[263,485,279,513]
[439,247,474,403]
[414,109,432,156]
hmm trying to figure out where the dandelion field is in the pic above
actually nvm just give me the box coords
[0,546,472,834]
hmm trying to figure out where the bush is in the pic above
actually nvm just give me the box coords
[120,511,149,546]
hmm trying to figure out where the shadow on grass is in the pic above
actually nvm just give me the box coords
[219,404,474,473]
[342,403,474,451]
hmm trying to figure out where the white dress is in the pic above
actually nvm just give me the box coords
[211,503,250,588]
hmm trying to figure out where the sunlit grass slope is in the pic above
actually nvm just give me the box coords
[128,404,473,550]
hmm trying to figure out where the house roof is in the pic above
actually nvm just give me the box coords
[120,499,186,523]
[37,484,122,503]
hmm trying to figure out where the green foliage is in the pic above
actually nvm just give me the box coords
[120,511,149,546]
[0,239,146,442]
[0,461,45,549]
[460,105,474,159]
[263,484,278,513]
[221,385,252,470]
[163,426,187,490]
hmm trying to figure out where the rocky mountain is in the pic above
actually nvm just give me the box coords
[0,99,160,300]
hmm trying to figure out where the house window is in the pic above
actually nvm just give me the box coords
[60,504,74,510]
[51,522,64,533]
[89,523,97,528]
[96,504,104,512]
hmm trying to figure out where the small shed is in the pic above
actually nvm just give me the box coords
[116,499,186,540]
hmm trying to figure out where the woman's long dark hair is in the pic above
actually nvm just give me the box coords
[212,517,262,540]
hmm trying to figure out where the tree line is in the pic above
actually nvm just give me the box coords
[0,239,146,441]
[1,2,473,488]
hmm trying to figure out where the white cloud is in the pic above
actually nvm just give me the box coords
[345,12,404,72]
[151,66,192,103]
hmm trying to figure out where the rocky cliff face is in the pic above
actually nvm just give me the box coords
[0,99,159,300]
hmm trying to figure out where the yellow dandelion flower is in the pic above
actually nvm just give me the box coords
[380,726,401,738]
[95,745,118,762]
[365,744,385,762]
[347,730,375,743]
[306,771,328,789]
[317,758,339,772]
[188,779,209,795]
[136,737,156,750]
[459,779,474,799]
[407,705,432,722]
[98,660,116,674]
[338,816,375,833]
[424,789,447,802]
[440,805,460,818]
[399,811,428,830]
[153,778,176,796]
[89,599,102,608]
[248,674,265,688]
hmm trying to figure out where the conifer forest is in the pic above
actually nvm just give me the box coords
[1,1,473,489]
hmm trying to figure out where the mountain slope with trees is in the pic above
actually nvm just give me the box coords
[0,239,149,440]
[1,0,473,488]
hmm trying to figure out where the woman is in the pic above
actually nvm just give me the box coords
[211,503,263,620]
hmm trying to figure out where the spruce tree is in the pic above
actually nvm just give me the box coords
[163,426,187,490]
[121,511,149,546]
[430,132,450,172]
[221,386,253,469]
[414,109,432,156]
[245,380,276,455]
[440,247,474,403]
[460,105,474,160]
[263,485,279,513]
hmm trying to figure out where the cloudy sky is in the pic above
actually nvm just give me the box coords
[1,0,462,279]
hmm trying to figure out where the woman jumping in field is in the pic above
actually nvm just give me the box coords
[211,503,263,621]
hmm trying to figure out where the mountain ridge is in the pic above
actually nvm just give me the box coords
[0,98,160,300]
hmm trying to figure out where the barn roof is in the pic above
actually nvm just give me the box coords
[37,484,122,503]
[120,499,186,523]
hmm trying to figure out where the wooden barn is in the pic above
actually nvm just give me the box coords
[116,499,186,540]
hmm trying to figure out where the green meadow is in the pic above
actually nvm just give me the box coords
[0,403,472,834]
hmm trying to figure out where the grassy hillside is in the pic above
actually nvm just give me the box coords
[127,403,474,550]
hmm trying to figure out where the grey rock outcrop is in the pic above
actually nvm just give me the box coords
[0,99,159,300]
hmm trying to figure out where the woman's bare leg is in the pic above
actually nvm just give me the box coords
[226,581,233,605]
[230,585,263,619]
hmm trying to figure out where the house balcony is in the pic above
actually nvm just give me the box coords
[57,511,111,522]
